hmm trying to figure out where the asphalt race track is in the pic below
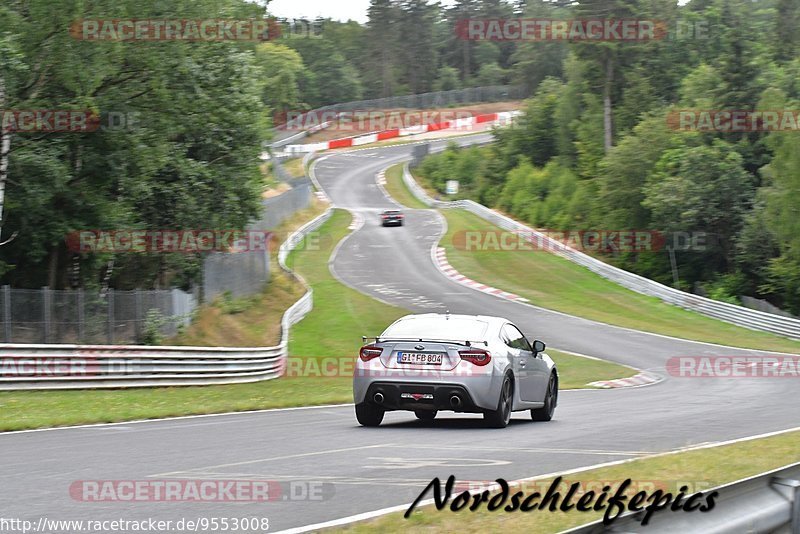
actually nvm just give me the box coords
[3,135,799,533]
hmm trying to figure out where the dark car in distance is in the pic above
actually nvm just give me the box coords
[380,209,404,227]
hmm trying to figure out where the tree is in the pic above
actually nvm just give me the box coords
[434,66,460,91]
[510,0,568,95]
[397,0,439,94]
[366,0,399,97]
[643,140,755,275]
[775,0,799,61]
[494,77,562,168]
[597,111,678,229]
[255,43,307,117]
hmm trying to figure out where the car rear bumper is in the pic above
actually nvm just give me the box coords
[362,381,483,413]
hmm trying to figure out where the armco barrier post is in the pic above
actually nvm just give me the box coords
[107,289,114,344]
[2,285,9,342]
[42,286,51,343]
[134,289,143,341]
[77,288,85,342]
[772,477,800,534]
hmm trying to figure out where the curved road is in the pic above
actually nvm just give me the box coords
[2,135,798,533]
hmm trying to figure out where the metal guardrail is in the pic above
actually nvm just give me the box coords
[269,85,527,150]
[563,461,800,533]
[0,208,333,390]
[402,162,800,340]
[270,117,338,148]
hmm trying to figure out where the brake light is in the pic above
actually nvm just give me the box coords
[459,349,491,366]
[359,345,383,362]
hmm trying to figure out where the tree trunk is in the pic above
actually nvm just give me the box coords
[0,74,10,242]
[462,38,470,82]
[603,50,614,154]
[47,244,59,289]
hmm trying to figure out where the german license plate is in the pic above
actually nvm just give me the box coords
[397,352,443,365]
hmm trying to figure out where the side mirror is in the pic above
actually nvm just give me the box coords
[532,340,546,355]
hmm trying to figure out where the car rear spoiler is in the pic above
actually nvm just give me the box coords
[361,336,487,347]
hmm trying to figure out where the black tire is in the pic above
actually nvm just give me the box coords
[484,374,513,428]
[531,373,558,422]
[355,403,384,427]
[414,410,437,421]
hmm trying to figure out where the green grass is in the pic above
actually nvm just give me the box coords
[439,208,800,353]
[283,157,306,178]
[0,211,368,431]
[382,164,428,209]
[336,429,800,533]
[0,209,633,431]
[550,350,634,389]
[285,210,406,356]
[324,130,490,152]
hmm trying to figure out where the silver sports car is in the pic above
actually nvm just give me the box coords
[353,313,558,428]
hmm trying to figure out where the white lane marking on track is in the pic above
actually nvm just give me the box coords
[276,424,800,534]
[161,473,436,486]
[364,457,511,469]
[378,162,800,356]
[380,444,655,456]
[151,444,395,477]
[347,212,365,230]
[0,403,358,436]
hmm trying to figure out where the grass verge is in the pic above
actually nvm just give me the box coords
[382,164,428,209]
[335,429,800,533]
[389,161,800,351]
[283,157,306,178]
[0,208,633,431]
[169,201,323,347]
[438,208,800,354]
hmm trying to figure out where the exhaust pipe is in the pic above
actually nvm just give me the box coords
[449,395,462,408]
[373,392,385,405]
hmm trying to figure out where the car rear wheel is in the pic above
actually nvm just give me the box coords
[484,375,513,428]
[355,403,385,427]
[531,373,557,422]
[414,410,437,421]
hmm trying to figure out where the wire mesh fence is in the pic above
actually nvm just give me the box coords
[0,286,196,344]
[2,173,313,344]
[270,85,528,146]
[313,85,527,114]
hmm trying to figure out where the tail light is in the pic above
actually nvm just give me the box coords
[359,345,383,362]
[459,349,491,366]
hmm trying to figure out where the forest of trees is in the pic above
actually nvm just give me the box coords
[0,0,545,291]
[415,0,800,315]
[2,0,800,316]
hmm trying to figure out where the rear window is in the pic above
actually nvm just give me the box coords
[382,317,488,340]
